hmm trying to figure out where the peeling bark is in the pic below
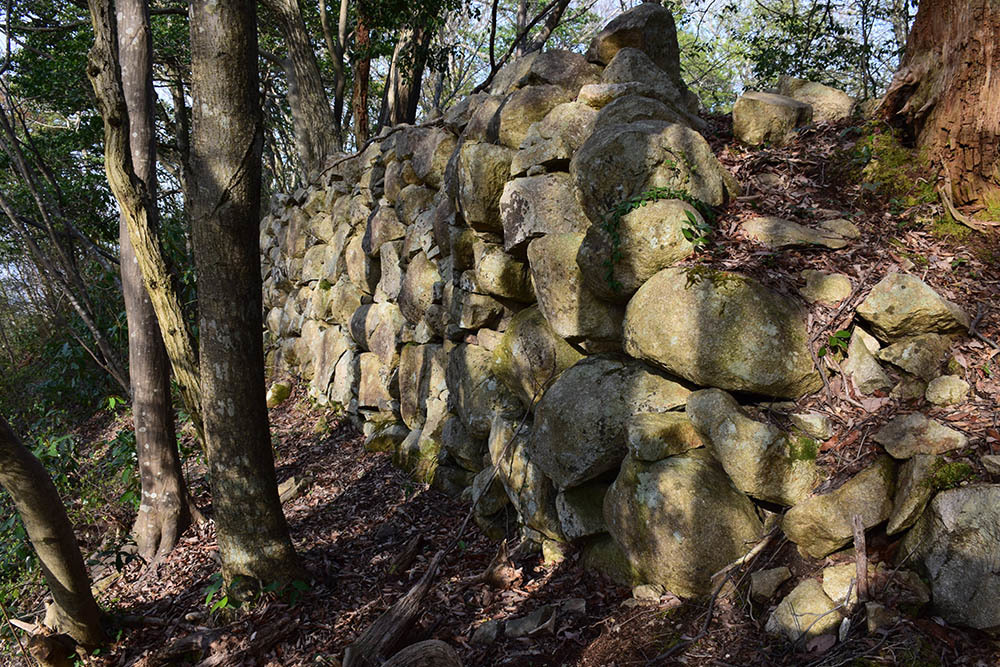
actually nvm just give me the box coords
[883,0,1000,207]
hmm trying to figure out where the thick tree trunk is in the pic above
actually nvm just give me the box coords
[116,0,193,563]
[352,5,372,147]
[189,0,301,587]
[262,0,338,178]
[86,0,205,443]
[0,416,105,647]
[882,0,1000,208]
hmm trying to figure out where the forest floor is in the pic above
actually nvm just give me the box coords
[6,118,1000,666]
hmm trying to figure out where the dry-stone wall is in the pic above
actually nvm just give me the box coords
[260,4,1000,638]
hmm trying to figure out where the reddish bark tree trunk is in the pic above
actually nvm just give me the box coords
[352,5,371,147]
[883,0,1000,208]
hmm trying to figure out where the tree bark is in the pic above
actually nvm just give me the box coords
[262,0,338,178]
[352,3,372,147]
[318,0,347,150]
[0,415,105,647]
[116,0,193,563]
[86,0,205,443]
[882,0,1000,208]
[188,0,301,587]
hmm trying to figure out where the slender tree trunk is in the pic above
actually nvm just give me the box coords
[352,3,371,147]
[86,0,205,443]
[189,0,301,587]
[882,0,1000,208]
[0,416,105,647]
[116,0,193,563]
[319,0,346,149]
[262,0,337,178]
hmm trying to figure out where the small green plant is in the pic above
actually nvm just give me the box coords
[788,436,819,461]
[817,329,851,358]
[681,265,743,289]
[601,187,715,291]
[205,573,237,615]
[928,460,974,490]
[105,395,126,412]
[318,277,333,290]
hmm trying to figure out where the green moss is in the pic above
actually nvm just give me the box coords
[857,128,937,207]
[681,265,744,290]
[930,212,973,241]
[318,278,333,290]
[788,436,818,461]
[929,460,974,490]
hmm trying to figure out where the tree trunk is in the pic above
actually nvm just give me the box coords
[86,0,206,443]
[0,415,105,647]
[116,0,193,563]
[319,0,347,150]
[352,4,372,147]
[262,0,337,179]
[188,0,301,587]
[882,0,1000,208]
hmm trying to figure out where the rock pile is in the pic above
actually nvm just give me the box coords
[258,3,998,639]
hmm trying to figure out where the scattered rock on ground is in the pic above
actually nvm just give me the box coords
[751,566,791,602]
[732,92,812,146]
[799,270,852,306]
[777,76,855,122]
[765,578,844,642]
[742,216,850,249]
[925,375,970,405]
[856,273,970,341]
[873,413,968,459]
[886,454,939,535]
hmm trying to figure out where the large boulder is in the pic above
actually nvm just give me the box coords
[399,344,447,430]
[782,457,896,558]
[489,49,602,96]
[585,3,697,113]
[625,412,703,461]
[856,273,970,341]
[778,76,855,122]
[493,85,575,149]
[732,92,812,146]
[489,415,564,540]
[491,307,584,408]
[577,198,700,302]
[901,485,1000,630]
[499,174,591,254]
[599,48,701,125]
[623,268,822,399]
[687,389,818,506]
[591,95,689,133]
[410,129,457,189]
[455,142,513,232]
[466,241,534,302]
[530,356,690,489]
[398,251,441,325]
[446,343,522,439]
[527,233,624,344]
[571,120,731,226]
[604,450,763,598]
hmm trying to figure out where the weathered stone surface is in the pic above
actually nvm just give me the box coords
[509,137,573,177]
[448,285,504,331]
[901,484,1000,630]
[398,251,441,325]
[375,241,404,303]
[396,185,436,227]
[599,48,700,124]
[590,94,689,133]
[494,85,575,149]
[456,142,513,232]
[468,241,534,302]
[765,579,843,642]
[857,273,970,341]
[873,413,968,459]
[817,217,860,239]
[578,198,700,302]
[580,533,642,586]
[411,129,457,189]
[800,270,852,306]
[266,381,292,408]
[843,328,893,394]
[782,457,896,558]
[624,268,821,399]
[499,174,591,253]
[491,307,583,408]
[982,454,1000,475]
[309,326,353,398]
[489,415,563,540]
[530,356,691,489]
[887,454,938,535]
[399,344,447,430]
[742,216,849,249]
[878,333,952,381]
[447,343,521,439]
[778,76,855,122]
[732,92,812,146]
[441,414,485,472]
[462,95,504,142]
[586,3,696,113]
[556,481,609,539]
[687,389,818,506]
[790,412,834,441]
[625,412,704,462]
[925,375,971,405]
[528,233,624,344]
[521,101,597,152]
[358,352,397,409]
[330,348,358,408]
[472,466,509,518]
[345,232,381,294]
[490,49,602,95]
[821,562,863,608]
[363,206,406,255]
[605,450,763,598]
[751,566,791,602]
[571,120,731,225]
